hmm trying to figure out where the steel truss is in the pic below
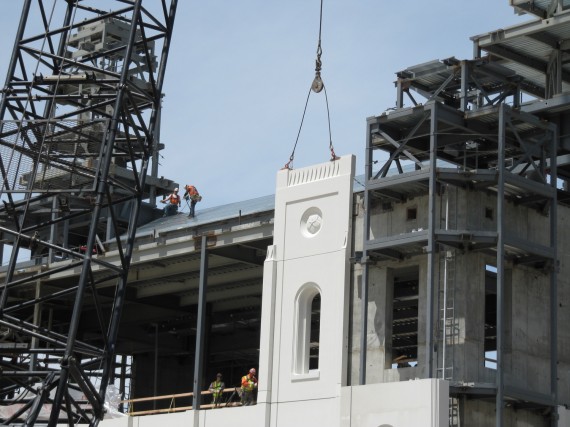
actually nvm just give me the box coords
[0,0,177,424]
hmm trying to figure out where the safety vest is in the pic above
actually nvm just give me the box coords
[185,185,200,200]
[168,193,180,205]
[210,381,223,395]
[241,375,256,392]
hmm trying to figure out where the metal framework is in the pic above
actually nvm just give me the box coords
[0,0,177,424]
[363,95,559,427]
[360,4,569,426]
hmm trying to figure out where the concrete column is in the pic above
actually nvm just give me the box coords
[364,266,393,383]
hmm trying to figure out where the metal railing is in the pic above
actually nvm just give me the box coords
[121,387,246,416]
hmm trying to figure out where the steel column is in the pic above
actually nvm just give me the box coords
[426,104,438,377]
[496,103,507,427]
[460,61,469,112]
[396,79,404,109]
[154,323,159,410]
[193,235,209,409]
[549,127,558,427]
[359,119,374,385]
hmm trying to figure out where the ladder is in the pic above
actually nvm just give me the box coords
[436,185,461,427]
[437,249,458,381]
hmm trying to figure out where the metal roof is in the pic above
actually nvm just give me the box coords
[136,194,276,236]
[471,10,570,97]
[510,0,570,18]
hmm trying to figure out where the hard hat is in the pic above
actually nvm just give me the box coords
[216,372,222,377]
[249,368,256,375]
[174,187,179,191]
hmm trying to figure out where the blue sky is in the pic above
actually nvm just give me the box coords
[0,1,528,209]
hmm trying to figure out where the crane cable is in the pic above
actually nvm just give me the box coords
[283,0,339,170]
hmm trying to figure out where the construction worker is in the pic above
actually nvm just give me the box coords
[160,187,180,217]
[183,185,202,218]
[208,373,225,407]
[240,368,257,406]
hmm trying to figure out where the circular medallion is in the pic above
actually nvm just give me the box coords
[300,207,323,238]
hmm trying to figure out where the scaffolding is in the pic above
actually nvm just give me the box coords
[0,1,178,424]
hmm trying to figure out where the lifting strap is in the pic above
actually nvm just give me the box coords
[283,0,339,170]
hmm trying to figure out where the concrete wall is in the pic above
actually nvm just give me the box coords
[99,405,268,427]
[368,193,430,239]
[350,184,568,424]
[557,205,570,407]
[340,379,449,427]
[98,395,570,427]
[98,380,450,427]
[461,400,550,427]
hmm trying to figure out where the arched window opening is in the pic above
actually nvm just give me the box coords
[293,284,321,375]
[309,293,321,370]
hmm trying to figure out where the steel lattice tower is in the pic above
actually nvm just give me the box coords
[0,0,178,424]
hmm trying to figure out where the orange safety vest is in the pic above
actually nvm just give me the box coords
[241,374,256,392]
[185,185,199,199]
[168,193,180,205]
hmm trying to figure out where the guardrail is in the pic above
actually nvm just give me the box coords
[121,387,244,416]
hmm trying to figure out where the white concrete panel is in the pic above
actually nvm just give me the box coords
[340,386,353,427]
[98,417,129,427]
[92,411,175,427]
[263,155,354,427]
[560,406,570,427]
[282,192,349,260]
[202,405,267,427]
[99,406,270,427]
[98,380,444,427]
[258,245,277,406]
[272,156,355,259]
[275,251,349,403]
[274,399,342,427]
[344,379,449,427]
[127,411,194,427]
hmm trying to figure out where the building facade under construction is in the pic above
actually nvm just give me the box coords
[1,1,570,426]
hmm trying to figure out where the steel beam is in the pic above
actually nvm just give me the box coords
[365,230,429,252]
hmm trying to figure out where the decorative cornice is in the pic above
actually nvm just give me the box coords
[287,160,342,187]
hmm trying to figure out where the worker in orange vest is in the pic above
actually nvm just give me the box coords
[160,187,180,217]
[183,185,202,218]
[240,368,257,406]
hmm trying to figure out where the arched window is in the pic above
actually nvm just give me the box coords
[293,283,321,375]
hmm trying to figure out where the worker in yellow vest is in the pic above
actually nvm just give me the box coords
[240,368,257,406]
[208,373,225,407]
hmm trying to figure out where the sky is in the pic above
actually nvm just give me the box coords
[0,1,529,210]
